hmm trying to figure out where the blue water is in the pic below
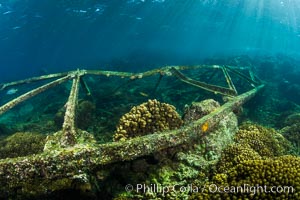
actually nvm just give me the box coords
[0,0,300,81]
[1,1,300,199]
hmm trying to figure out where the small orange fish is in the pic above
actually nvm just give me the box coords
[201,122,209,132]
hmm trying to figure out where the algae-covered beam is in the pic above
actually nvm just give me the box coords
[60,73,81,147]
[153,73,163,93]
[86,70,134,77]
[87,66,228,94]
[0,75,72,116]
[222,66,238,95]
[0,65,241,91]
[170,67,237,96]
[80,76,92,96]
[225,66,260,86]
[97,84,264,164]
[0,65,258,118]
[85,65,220,79]
[0,72,69,91]
[0,84,264,188]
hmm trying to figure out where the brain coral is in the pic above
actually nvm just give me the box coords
[113,99,183,141]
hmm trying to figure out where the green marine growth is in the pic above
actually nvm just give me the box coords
[0,132,46,159]
[218,122,291,172]
[54,100,96,130]
[113,99,183,141]
[280,113,300,155]
[190,155,300,200]
[76,100,96,129]
[190,123,296,199]
[112,99,238,200]
[235,123,291,157]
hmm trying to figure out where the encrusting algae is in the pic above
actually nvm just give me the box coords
[280,113,300,155]
[0,132,46,159]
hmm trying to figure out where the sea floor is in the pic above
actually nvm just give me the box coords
[0,55,299,199]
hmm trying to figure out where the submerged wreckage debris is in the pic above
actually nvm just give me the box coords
[0,65,263,197]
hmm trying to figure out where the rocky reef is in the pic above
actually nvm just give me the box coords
[217,123,291,173]
[280,113,300,155]
[190,155,300,200]
[109,117,297,199]
[1,56,299,199]
[190,122,295,199]
[0,97,241,199]
[0,132,46,159]
[111,99,238,199]
[54,100,96,130]
[2,81,294,199]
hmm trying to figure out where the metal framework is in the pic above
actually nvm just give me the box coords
[0,65,263,192]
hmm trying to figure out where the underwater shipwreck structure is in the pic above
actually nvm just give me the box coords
[0,65,263,197]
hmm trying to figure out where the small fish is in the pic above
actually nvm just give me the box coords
[6,88,18,95]
[12,26,21,30]
[72,9,87,13]
[3,10,13,15]
[139,92,149,97]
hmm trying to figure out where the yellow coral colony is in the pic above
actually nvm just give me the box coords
[113,99,183,141]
